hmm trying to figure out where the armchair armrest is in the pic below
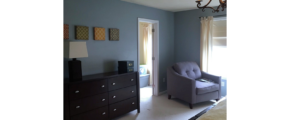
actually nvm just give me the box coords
[201,71,222,99]
[167,67,196,102]
[201,71,221,84]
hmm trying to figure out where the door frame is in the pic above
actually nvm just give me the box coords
[137,18,159,96]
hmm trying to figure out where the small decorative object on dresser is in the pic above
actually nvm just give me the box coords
[64,71,140,120]
[118,61,134,74]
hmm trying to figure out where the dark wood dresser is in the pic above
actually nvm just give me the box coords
[64,71,140,120]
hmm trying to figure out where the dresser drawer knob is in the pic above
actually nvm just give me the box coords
[101,85,105,88]
[131,79,134,81]
[132,102,135,105]
[76,106,80,109]
[102,99,105,101]
[113,96,116,98]
[75,90,79,93]
[114,109,117,111]
[112,83,116,85]
[131,91,134,93]
[102,112,106,115]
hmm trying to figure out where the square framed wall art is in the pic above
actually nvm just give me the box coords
[94,27,105,40]
[75,26,89,40]
[64,24,69,39]
[109,28,119,41]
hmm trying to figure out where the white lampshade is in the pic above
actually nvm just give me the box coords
[64,41,88,58]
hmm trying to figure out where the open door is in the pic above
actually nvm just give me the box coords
[138,18,159,96]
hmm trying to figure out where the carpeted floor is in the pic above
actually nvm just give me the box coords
[113,86,215,120]
[189,97,227,120]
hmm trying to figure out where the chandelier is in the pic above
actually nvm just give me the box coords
[196,0,227,13]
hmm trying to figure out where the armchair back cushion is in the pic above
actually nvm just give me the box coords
[173,61,201,79]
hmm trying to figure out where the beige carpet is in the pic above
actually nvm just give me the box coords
[197,99,227,120]
[113,86,215,120]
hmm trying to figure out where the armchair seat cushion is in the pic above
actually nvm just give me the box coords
[196,81,219,95]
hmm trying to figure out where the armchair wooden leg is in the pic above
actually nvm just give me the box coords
[189,103,193,109]
[168,95,171,99]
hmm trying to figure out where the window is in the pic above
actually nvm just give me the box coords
[210,18,227,79]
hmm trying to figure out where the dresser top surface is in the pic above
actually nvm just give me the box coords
[64,71,138,84]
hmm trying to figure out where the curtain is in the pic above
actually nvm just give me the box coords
[200,16,213,72]
[140,22,153,85]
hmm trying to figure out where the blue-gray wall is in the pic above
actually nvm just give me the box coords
[63,0,174,92]
[174,9,226,65]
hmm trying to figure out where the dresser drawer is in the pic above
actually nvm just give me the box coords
[70,106,108,120]
[69,79,108,100]
[70,93,108,116]
[109,97,137,119]
[108,74,136,91]
[109,86,136,104]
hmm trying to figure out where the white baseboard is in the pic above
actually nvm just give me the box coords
[158,90,167,96]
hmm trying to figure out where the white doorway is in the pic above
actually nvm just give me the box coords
[138,18,159,96]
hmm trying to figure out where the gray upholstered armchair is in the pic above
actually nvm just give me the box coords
[167,61,221,109]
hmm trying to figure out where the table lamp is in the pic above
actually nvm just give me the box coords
[64,41,88,82]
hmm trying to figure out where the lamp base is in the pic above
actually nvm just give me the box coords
[68,58,82,82]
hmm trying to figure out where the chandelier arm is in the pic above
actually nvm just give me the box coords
[225,0,227,6]
[205,6,218,11]
[201,6,218,13]
[196,0,212,9]
[213,5,221,13]
[196,0,226,12]
[216,4,221,11]
[220,0,226,10]
[203,0,212,7]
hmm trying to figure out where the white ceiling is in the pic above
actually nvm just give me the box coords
[121,0,221,12]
